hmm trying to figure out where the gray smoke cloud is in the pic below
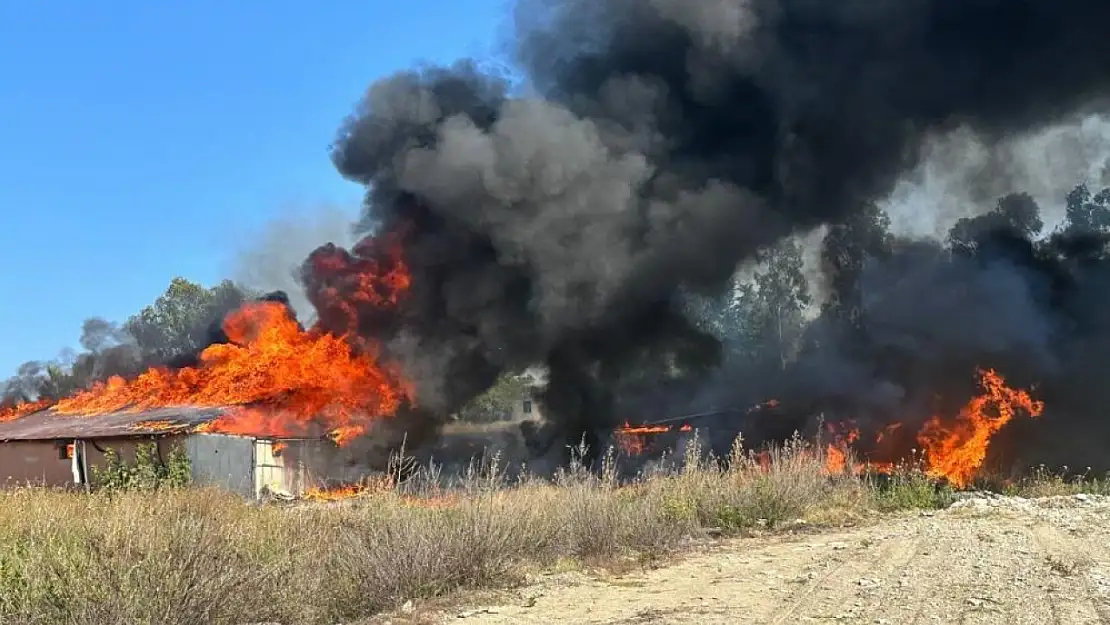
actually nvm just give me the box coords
[314,0,1110,459]
[886,114,1110,238]
[233,204,357,321]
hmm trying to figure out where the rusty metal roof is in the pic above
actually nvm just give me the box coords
[0,406,231,441]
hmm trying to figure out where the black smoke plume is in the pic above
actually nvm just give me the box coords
[773,187,1110,474]
[312,0,1110,460]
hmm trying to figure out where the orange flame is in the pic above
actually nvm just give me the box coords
[302,475,458,508]
[303,483,369,502]
[613,370,1040,486]
[0,239,414,445]
[819,370,1040,484]
[129,420,182,432]
[614,421,692,456]
[303,474,395,501]
[825,444,848,474]
[917,368,1043,488]
[823,422,861,474]
[0,399,52,422]
[47,301,410,442]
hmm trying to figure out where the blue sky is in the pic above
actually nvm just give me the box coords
[0,0,509,375]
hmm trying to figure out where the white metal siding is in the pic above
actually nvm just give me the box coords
[185,434,255,498]
[253,439,288,498]
[254,439,344,497]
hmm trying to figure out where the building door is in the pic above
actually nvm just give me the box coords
[252,439,286,498]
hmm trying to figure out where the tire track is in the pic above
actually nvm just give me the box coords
[432,497,1110,625]
[767,518,924,624]
[1030,519,1109,624]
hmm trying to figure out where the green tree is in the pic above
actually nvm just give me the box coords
[124,278,253,364]
[820,202,893,332]
[742,238,812,371]
[948,192,1043,256]
[92,442,192,491]
[687,282,744,338]
[39,362,82,399]
[1061,183,1110,235]
[685,274,760,372]
[455,373,534,422]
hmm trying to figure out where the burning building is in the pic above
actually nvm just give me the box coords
[0,405,359,498]
[0,294,418,497]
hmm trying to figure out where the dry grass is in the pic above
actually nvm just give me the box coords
[0,432,1079,625]
[1001,465,1110,498]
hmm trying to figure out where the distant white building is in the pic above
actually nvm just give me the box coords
[510,395,541,421]
[511,369,546,421]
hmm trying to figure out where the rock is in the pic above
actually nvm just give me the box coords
[401,600,414,614]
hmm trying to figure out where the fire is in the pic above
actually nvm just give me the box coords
[825,444,848,474]
[748,399,780,412]
[819,369,1041,485]
[614,422,692,456]
[327,424,367,447]
[301,475,459,508]
[130,420,181,432]
[303,474,395,501]
[0,237,414,445]
[917,368,1044,488]
[875,422,903,444]
[608,370,1041,486]
[823,422,861,474]
[47,301,409,442]
[0,399,52,422]
[303,483,370,502]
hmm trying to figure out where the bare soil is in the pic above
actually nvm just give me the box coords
[436,494,1110,624]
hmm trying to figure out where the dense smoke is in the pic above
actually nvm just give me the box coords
[884,116,1110,238]
[231,204,358,320]
[784,186,1110,473]
[307,0,1110,459]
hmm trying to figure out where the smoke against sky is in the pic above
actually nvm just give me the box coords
[231,203,358,321]
[885,114,1110,238]
[314,0,1110,456]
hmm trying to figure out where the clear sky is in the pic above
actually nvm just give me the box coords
[0,0,509,375]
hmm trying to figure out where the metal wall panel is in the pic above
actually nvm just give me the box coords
[184,434,254,498]
[0,441,74,487]
[252,438,347,497]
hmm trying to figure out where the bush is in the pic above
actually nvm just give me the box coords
[91,442,192,492]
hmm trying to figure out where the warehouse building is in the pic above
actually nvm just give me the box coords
[0,406,348,498]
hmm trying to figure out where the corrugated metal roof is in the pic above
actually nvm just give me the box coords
[0,406,231,441]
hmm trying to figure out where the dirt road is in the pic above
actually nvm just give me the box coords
[443,494,1110,624]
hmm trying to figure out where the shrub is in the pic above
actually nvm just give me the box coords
[91,442,192,492]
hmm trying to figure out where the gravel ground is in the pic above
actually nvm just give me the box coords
[430,494,1110,624]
